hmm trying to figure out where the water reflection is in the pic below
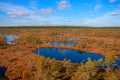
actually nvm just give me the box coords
[0,34,19,44]
[34,48,120,68]
[50,42,74,46]
[68,38,80,40]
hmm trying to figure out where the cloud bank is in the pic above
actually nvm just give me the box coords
[57,0,71,10]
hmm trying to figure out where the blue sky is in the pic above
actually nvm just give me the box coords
[0,0,120,27]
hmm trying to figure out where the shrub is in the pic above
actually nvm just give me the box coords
[0,36,6,46]
[72,58,97,80]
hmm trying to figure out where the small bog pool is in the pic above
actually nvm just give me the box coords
[0,67,8,79]
[0,34,19,44]
[50,42,74,46]
[34,48,120,68]
[68,38,80,40]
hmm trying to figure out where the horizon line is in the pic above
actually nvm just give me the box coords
[0,26,120,28]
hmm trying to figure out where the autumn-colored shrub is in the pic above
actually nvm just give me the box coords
[72,58,98,80]
[0,36,6,46]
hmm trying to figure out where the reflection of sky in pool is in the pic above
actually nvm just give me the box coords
[0,34,19,44]
[68,38,80,40]
[34,48,120,68]
[51,42,74,46]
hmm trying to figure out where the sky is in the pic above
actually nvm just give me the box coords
[0,0,120,27]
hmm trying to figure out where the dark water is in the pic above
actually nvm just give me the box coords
[0,34,19,44]
[118,56,120,59]
[34,48,120,68]
[50,42,74,46]
[0,67,8,79]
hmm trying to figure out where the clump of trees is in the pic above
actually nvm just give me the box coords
[72,58,98,80]
[20,35,42,48]
[6,53,120,80]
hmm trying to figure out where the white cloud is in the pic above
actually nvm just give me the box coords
[7,12,29,18]
[40,8,53,14]
[94,4,101,11]
[0,2,31,12]
[0,2,54,18]
[0,2,33,18]
[109,12,120,16]
[0,2,63,26]
[109,0,116,3]
[118,4,120,7]
[57,0,71,10]
[0,16,2,19]
[81,14,86,16]
[82,10,120,27]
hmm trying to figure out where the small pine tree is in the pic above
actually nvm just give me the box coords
[72,58,97,80]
